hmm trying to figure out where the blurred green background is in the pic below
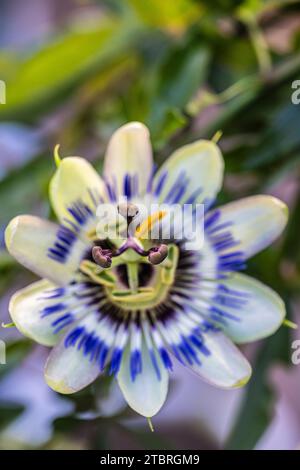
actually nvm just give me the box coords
[0,0,300,450]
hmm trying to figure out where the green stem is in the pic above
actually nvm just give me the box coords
[165,53,300,153]
[245,15,272,75]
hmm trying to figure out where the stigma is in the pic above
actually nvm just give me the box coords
[92,202,168,268]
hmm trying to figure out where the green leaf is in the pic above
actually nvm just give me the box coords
[126,0,201,29]
[148,45,210,141]
[281,191,300,268]
[0,340,32,380]
[0,19,140,120]
[244,103,300,169]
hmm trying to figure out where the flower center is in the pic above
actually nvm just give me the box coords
[91,202,169,268]
[79,202,179,312]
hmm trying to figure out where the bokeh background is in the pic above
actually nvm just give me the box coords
[0,0,300,450]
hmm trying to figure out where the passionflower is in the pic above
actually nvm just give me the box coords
[5,122,288,419]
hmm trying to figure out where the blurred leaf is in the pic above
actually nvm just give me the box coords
[0,251,17,295]
[0,52,19,81]
[196,0,244,14]
[0,19,141,120]
[0,251,15,271]
[148,44,210,142]
[236,0,263,19]
[127,0,201,30]
[282,191,300,267]
[244,103,300,169]
[0,340,31,380]
[212,40,258,85]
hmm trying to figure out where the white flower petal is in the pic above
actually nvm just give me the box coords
[9,280,61,346]
[152,139,224,206]
[5,215,88,285]
[197,237,218,279]
[215,273,286,344]
[213,195,288,259]
[117,342,169,417]
[181,328,251,388]
[49,156,106,222]
[103,122,153,199]
[44,315,100,394]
